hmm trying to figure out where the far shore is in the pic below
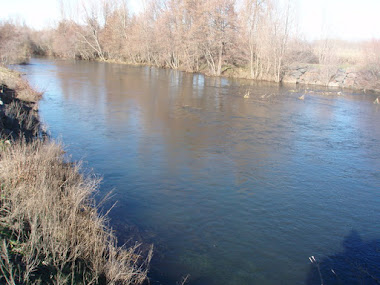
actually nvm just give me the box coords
[87,57,380,96]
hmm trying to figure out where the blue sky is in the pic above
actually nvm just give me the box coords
[0,0,379,41]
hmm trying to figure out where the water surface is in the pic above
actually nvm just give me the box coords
[19,58,380,284]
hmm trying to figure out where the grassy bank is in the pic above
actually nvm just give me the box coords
[0,67,151,284]
[0,66,41,141]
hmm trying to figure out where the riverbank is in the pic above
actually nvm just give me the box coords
[100,58,380,95]
[0,66,41,140]
[281,64,380,94]
[0,66,151,284]
[220,63,380,94]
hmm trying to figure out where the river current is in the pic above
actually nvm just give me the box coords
[19,58,380,285]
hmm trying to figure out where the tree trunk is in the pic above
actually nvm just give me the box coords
[217,42,223,76]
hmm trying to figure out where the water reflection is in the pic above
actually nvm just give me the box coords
[19,58,380,285]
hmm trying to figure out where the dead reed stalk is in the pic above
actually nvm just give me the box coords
[0,140,152,284]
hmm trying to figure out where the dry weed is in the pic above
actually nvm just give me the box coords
[0,66,42,102]
[0,140,152,284]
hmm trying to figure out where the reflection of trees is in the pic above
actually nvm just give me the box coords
[57,60,107,104]
[100,64,285,189]
[306,230,380,285]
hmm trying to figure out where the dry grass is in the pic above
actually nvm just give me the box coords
[0,140,152,284]
[0,66,41,103]
[2,100,40,140]
[0,67,43,140]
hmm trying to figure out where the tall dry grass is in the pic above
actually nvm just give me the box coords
[0,139,152,284]
[0,66,42,103]
[2,100,40,139]
[1,66,44,140]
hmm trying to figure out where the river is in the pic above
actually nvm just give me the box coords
[18,58,380,284]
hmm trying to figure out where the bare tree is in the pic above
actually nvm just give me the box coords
[199,0,237,76]
[78,0,106,60]
[240,0,265,78]
[101,0,130,60]
[22,0,318,85]
[271,0,292,82]
[0,20,31,64]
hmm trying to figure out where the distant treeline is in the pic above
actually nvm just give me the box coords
[1,0,379,84]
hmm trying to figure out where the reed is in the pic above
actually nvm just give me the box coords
[0,139,152,284]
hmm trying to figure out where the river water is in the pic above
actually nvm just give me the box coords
[19,58,380,284]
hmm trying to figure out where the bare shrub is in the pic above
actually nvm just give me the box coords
[0,140,152,284]
[286,40,318,64]
[0,20,31,65]
[361,39,380,76]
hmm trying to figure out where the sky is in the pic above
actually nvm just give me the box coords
[0,0,379,41]
[294,0,380,41]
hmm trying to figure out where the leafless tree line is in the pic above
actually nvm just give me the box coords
[32,0,296,81]
[0,0,379,83]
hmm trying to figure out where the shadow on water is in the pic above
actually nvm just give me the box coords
[306,231,380,285]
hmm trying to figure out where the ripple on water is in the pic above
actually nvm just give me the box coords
[19,58,380,285]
